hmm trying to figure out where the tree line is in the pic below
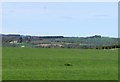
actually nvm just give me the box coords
[96,44,120,49]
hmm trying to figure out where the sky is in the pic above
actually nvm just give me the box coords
[2,2,118,37]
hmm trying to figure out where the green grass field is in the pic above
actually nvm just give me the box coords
[2,47,118,80]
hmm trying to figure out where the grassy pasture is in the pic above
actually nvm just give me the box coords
[2,47,118,80]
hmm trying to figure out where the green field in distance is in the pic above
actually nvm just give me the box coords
[2,47,118,80]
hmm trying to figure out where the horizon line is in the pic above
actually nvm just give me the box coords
[1,33,118,38]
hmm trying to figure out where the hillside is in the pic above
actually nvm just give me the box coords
[1,34,118,49]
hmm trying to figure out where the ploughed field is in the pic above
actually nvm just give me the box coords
[2,47,118,80]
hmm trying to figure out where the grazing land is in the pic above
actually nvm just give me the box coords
[2,47,118,80]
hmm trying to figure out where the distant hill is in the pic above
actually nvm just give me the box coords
[1,34,118,49]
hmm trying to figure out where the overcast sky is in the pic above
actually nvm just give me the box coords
[2,2,118,37]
